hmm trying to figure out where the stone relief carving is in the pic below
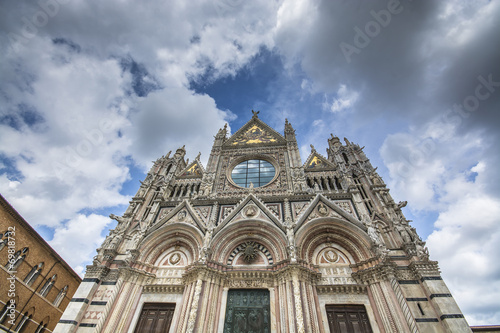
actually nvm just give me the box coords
[286,223,297,262]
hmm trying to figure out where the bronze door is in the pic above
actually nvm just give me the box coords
[326,304,373,333]
[134,303,175,333]
[223,289,270,333]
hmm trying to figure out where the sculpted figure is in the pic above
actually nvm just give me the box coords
[286,224,297,262]
[203,227,213,249]
[397,201,408,209]
[124,202,137,216]
[199,227,214,262]
[364,216,383,246]
[396,224,412,243]
[130,231,144,248]
[416,242,429,260]
[100,235,113,249]
[109,234,122,250]
[318,203,328,216]
[110,214,129,233]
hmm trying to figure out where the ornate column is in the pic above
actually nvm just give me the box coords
[180,265,226,333]
[275,265,321,333]
[292,273,305,333]
[100,268,154,332]
[353,262,411,333]
[185,279,203,333]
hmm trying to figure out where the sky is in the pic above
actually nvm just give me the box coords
[1,0,499,326]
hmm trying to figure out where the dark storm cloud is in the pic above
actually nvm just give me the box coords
[278,1,500,123]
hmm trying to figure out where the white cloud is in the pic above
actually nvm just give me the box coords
[127,88,232,167]
[0,0,278,277]
[49,214,112,276]
[427,187,500,325]
[325,84,359,113]
[381,119,500,325]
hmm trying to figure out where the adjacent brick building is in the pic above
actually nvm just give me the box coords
[0,194,81,332]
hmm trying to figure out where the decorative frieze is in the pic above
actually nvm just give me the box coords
[143,285,184,294]
[317,285,367,294]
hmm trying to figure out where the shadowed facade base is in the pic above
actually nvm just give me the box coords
[55,113,472,333]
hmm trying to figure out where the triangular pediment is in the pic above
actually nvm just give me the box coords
[224,116,286,148]
[295,194,364,232]
[150,199,205,233]
[303,151,335,171]
[178,160,204,178]
[215,193,285,234]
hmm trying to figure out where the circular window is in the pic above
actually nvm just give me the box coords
[231,159,276,188]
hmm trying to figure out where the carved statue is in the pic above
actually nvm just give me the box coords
[286,225,295,246]
[203,227,213,249]
[199,227,214,262]
[92,255,101,265]
[364,217,383,246]
[110,214,129,233]
[395,224,412,243]
[137,187,146,198]
[369,171,383,185]
[109,234,122,250]
[286,224,297,262]
[397,201,408,209]
[141,174,153,185]
[130,231,144,248]
[313,182,320,192]
[100,235,112,249]
[317,203,328,216]
[124,202,137,216]
[416,242,429,261]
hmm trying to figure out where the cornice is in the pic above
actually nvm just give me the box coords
[317,284,367,295]
[143,284,184,294]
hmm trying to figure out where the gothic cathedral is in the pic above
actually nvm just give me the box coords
[55,112,471,333]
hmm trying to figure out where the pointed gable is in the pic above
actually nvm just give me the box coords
[215,193,285,234]
[224,114,286,148]
[303,149,335,171]
[178,160,204,178]
[151,199,206,233]
[295,194,364,232]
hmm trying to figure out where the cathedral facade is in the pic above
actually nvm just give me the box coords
[55,113,471,333]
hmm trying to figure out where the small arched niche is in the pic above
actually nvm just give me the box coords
[313,243,357,285]
[153,246,192,284]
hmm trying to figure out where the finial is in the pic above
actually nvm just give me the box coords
[196,152,201,160]
[251,110,260,118]
[310,144,316,152]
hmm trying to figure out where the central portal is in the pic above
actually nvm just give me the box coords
[223,289,270,333]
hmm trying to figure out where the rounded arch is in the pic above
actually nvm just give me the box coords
[296,218,374,263]
[137,223,203,265]
[211,220,287,264]
[227,241,274,265]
